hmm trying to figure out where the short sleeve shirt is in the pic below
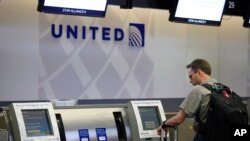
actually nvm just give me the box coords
[180,78,217,129]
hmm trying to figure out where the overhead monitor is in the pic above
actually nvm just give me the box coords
[9,102,60,141]
[243,0,250,28]
[37,0,108,17]
[243,18,250,28]
[169,0,226,26]
[127,100,166,139]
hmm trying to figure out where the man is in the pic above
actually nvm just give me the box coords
[157,59,217,141]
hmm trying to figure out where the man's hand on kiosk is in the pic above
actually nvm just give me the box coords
[156,120,176,135]
[156,120,168,135]
[156,127,168,136]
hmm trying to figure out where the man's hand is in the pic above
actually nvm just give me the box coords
[156,125,168,135]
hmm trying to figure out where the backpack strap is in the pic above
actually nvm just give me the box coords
[201,83,213,91]
[203,83,232,97]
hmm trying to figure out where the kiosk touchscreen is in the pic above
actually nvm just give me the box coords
[9,102,60,141]
[127,100,166,140]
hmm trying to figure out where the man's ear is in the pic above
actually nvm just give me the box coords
[196,69,202,75]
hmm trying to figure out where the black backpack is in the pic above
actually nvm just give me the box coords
[200,83,248,141]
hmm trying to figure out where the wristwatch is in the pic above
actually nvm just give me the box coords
[161,120,176,129]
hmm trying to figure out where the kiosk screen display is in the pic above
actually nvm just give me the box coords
[138,107,161,130]
[22,110,53,137]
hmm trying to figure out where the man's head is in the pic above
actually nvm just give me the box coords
[186,59,211,85]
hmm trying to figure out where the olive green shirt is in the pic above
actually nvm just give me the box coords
[180,78,217,130]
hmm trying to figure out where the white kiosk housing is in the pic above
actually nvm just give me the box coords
[9,102,61,141]
[127,100,166,141]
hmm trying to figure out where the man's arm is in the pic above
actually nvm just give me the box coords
[164,109,187,126]
[156,109,187,135]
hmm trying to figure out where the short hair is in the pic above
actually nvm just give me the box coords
[186,59,211,75]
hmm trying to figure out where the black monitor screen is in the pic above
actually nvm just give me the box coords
[243,18,250,28]
[138,107,161,130]
[22,110,53,137]
[243,0,250,28]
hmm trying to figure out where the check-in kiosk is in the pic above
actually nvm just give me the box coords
[127,100,166,141]
[0,100,168,141]
[8,102,61,141]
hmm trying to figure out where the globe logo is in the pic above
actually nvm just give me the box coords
[129,23,145,47]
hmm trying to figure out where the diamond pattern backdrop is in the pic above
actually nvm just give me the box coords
[38,6,154,100]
